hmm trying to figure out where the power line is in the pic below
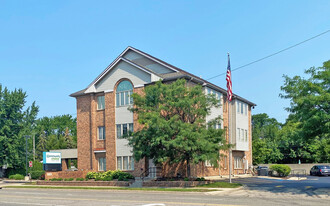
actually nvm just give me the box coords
[206,29,330,81]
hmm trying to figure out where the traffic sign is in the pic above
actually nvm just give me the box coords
[29,161,33,167]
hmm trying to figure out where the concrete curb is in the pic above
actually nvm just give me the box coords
[204,186,244,195]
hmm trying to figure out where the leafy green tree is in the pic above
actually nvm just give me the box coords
[34,115,77,159]
[0,85,39,170]
[252,113,282,164]
[128,79,228,177]
[36,130,47,160]
[280,60,330,163]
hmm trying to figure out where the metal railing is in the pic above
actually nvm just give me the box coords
[290,169,306,180]
[140,167,161,181]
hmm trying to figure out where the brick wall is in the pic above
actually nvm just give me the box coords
[45,170,91,180]
[76,95,92,170]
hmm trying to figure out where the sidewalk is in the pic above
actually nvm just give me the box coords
[205,174,253,180]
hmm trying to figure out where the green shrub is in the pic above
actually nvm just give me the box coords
[50,178,63,181]
[9,174,25,180]
[85,170,134,181]
[195,177,206,181]
[76,178,85,181]
[64,178,74,181]
[184,177,189,181]
[6,168,25,178]
[85,172,98,179]
[30,170,45,180]
[269,164,291,177]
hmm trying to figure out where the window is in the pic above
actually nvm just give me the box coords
[129,123,134,132]
[241,103,244,114]
[241,129,244,140]
[116,80,133,107]
[116,123,134,138]
[117,156,134,170]
[245,130,248,141]
[97,96,105,110]
[116,124,121,138]
[224,156,228,169]
[245,104,247,115]
[234,157,242,169]
[237,101,240,113]
[98,157,106,171]
[98,126,105,140]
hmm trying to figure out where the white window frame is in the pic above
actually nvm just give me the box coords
[117,156,134,171]
[98,157,106,171]
[116,91,133,107]
[97,95,105,110]
[116,123,134,139]
[234,156,242,169]
[223,156,228,169]
[237,128,240,140]
[245,104,247,116]
[98,126,105,140]
[245,130,248,142]
[237,101,240,113]
[241,102,243,114]
[241,129,244,141]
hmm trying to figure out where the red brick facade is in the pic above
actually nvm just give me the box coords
[72,47,254,178]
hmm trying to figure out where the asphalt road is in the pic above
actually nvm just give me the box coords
[0,176,329,206]
[228,175,330,197]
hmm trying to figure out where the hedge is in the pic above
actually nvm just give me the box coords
[9,174,25,180]
[269,164,291,177]
[30,170,45,180]
[86,170,134,181]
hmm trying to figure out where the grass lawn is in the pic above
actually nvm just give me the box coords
[197,182,242,188]
[4,185,216,192]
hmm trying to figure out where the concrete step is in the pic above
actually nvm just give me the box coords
[129,180,143,188]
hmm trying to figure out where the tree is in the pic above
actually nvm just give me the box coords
[252,113,282,164]
[34,114,77,158]
[280,60,330,163]
[36,130,47,160]
[128,79,228,177]
[0,85,39,170]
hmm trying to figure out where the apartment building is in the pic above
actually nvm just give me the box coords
[70,46,256,177]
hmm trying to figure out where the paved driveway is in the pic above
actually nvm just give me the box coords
[218,176,330,199]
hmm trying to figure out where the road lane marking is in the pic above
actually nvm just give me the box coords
[0,194,243,206]
[0,201,65,206]
[275,185,284,188]
[305,186,313,189]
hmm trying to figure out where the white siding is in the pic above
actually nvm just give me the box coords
[235,100,249,151]
[95,61,151,92]
[205,87,223,128]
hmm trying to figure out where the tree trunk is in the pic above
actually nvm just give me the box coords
[186,159,191,177]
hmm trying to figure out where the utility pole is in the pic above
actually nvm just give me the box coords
[33,133,35,161]
[24,135,29,177]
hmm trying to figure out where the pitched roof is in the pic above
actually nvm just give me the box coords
[70,46,256,106]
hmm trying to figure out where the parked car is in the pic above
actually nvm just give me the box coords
[310,165,330,176]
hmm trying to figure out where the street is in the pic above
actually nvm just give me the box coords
[0,176,329,206]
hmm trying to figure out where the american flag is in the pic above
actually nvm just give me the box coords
[226,54,232,101]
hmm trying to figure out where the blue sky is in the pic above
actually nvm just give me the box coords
[0,0,329,123]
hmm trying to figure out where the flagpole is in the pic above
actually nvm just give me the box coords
[227,53,232,184]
